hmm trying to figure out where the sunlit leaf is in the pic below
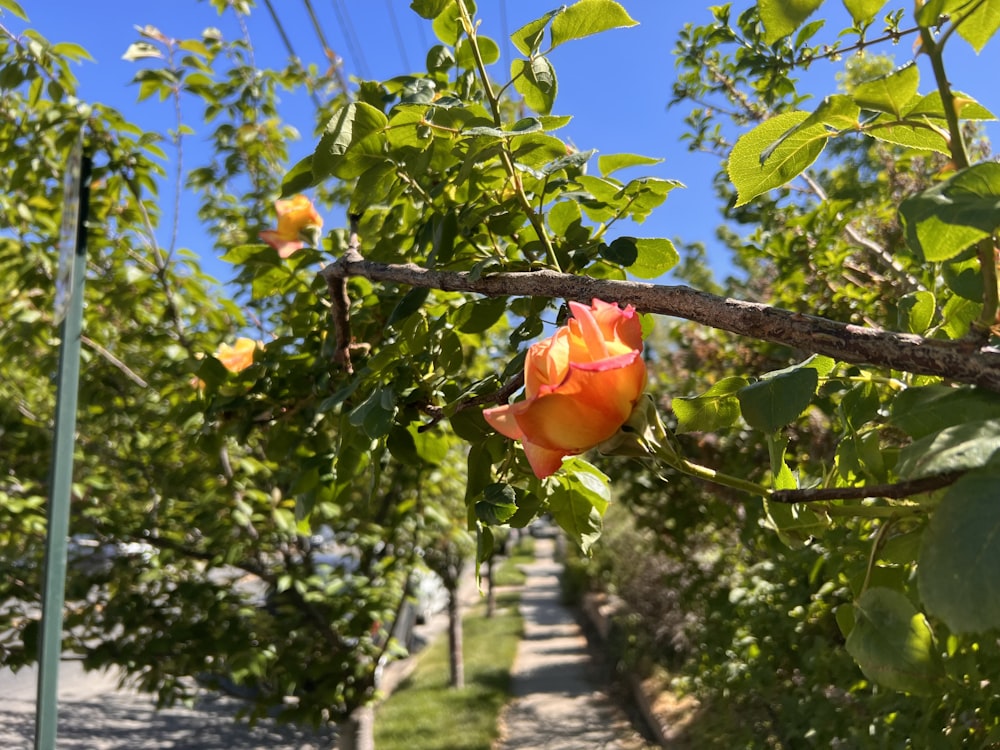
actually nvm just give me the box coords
[895,418,1000,479]
[842,0,887,24]
[896,290,935,334]
[475,483,519,525]
[672,376,749,433]
[729,111,828,206]
[511,57,557,115]
[851,62,919,118]
[738,367,819,432]
[597,152,662,177]
[546,458,610,554]
[900,162,1000,262]
[758,0,824,43]
[846,587,943,694]
[549,0,637,49]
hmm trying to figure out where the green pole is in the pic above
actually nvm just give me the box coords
[34,145,91,750]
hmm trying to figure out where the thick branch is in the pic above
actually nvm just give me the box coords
[320,258,1000,392]
[770,471,962,504]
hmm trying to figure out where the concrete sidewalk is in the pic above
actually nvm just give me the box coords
[494,537,654,750]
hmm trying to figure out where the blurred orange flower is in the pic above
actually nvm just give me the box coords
[259,195,323,258]
[215,337,259,373]
[483,299,647,478]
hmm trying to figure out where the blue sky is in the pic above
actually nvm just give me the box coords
[20,1,1000,285]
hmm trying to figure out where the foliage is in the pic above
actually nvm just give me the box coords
[3,0,1000,745]
[577,1,1000,745]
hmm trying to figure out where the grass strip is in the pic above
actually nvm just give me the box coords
[375,593,523,749]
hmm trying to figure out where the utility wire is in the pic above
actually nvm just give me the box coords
[301,0,351,97]
[330,0,370,79]
[499,0,511,75]
[262,0,323,108]
[386,0,411,70]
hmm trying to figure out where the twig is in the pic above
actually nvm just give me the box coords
[800,172,926,292]
[80,335,149,388]
[771,471,962,503]
[416,372,526,432]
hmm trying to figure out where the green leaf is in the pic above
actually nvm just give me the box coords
[729,111,828,206]
[510,9,560,55]
[758,0,824,43]
[386,425,420,465]
[899,162,1000,262]
[599,237,678,278]
[738,367,819,432]
[597,152,662,177]
[896,290,935,334]
[842,0,887,24]
[672,376,749,433]
[943,254,984,300]
[919,467,1000,632]
[952,0,1000,53]
[350,160,399,215]
[280,156,314,197]
[349,387,397,439]
[890,386,1000,439]
[851,62,920,118]
[630,238,680,278]
[430,0,475,45]
[314,102,389,180]
[906,90,996,122]
[387,288,430,327]
[0,0,29,20]
[409,0,451,19]
[511,57,557,115]
[941,295,982,339]
[410,424,450,465]
[456,295,508,333]
[546,458,610,554]
[846,587,943,695]
[895,418,1000,479]
[476,483,519,525]
[51,42,93,62]
[456,35,499,68]
[864,115,950,154]
[549,0,637,49]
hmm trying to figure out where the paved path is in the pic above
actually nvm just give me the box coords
[495,537,654,750]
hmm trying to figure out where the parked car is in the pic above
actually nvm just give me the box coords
[66,534,156,575]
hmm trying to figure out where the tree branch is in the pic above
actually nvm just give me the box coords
[319,256,1000,392]
[770,471,962,504]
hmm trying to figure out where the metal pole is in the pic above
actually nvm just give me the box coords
[34,145,92,750]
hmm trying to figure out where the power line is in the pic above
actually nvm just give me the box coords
[300,0,351,96]
[262,0,323,108]
[499,0,512,75]
[386,0,411,71]
[330,0,370,80]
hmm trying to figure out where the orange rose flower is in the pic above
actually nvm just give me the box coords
[483,299,647,479]
[215,337,259,374]
[259,195,323,258]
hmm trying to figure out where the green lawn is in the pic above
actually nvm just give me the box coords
[375,597,523,750]
[492,535,535,587]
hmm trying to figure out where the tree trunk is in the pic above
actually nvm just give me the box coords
[338,704,375,750]
[447,584,465,688]
[486,557,497,618]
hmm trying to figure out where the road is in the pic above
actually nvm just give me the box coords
[0,660,336,749]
